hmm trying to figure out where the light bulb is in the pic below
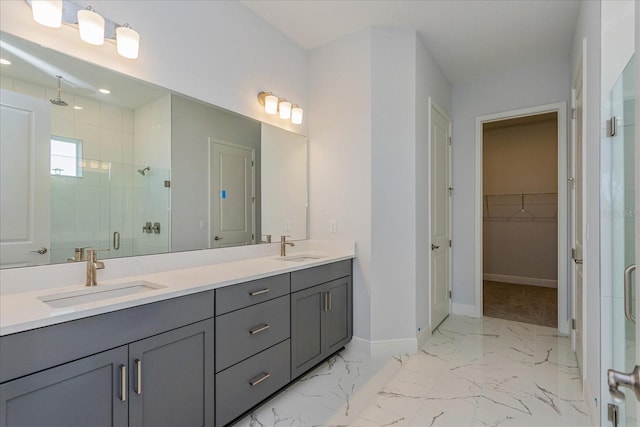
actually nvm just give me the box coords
[291,105,303,124]
[32,0,62,28]
[78,8,105,46]
[116,25,140,59]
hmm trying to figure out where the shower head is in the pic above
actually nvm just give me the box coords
[137,166,150,176]
[50,75,68,107]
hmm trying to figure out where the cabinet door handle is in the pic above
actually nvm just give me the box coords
[119,364,127,402]
[249,288,269,296]
[134,359,142,395]
[249,324,270,335]
[328,291,332,311]
[323,292,329,312]
[249,372,271,387]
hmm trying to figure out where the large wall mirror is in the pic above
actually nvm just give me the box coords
[0,31,308,269]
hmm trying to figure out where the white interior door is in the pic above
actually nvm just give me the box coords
[209,138,254,248]
[570,63,585,371]
[430,101,452,330]
[0,90,51,268]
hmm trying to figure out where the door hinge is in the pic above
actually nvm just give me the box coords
[571,108,576,119]
[606,117,617,137]
[571,248,576,260]
[164,180,171,188]
[448,290,452,299]
[448,136,452,145]
[449,240,452,248]
[571,318,576,330]
[607,403,619,427]
[252,233,255,240]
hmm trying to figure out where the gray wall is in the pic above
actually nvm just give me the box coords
[171,94,261,252]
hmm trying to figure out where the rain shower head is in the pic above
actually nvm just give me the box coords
[137,166,150,176]
[50,75,68,107]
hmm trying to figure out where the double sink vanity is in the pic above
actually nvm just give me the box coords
[0,241,355,427]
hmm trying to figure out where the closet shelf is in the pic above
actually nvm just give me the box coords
[483,192,558,222]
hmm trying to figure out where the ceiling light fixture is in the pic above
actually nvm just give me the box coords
[258,91,304,124]
[28,0,141,60]
[31,0,63,28]
[0,58,11,65]
[77,6,105,45]
[98,88,111,94]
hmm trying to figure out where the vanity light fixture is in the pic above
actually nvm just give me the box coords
[278,99,292,119]
[257,91,304,124]
[27,0,141,60]
[98,88,111,94]
[31,0,63,28]
[77,6,105,46]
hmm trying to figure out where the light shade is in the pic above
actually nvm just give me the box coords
[265,94,278,114]
[78,8,105,46]
[116,25,140,59]
[278,99,292,119]
[291,105,303,124]
[32,0,63,28]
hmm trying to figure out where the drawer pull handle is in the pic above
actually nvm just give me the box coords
[249,288,270,296]
[119,364,127,402]
[249,324,270,335]
[249,372,271,387]
[135,359,142,395]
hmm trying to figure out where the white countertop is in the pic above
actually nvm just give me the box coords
[1,243,355,336]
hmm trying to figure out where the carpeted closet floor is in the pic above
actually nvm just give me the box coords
[483,281,557,327]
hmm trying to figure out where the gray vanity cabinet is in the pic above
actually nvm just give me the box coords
[290,260,352,379]
[0,346,128,427]
[128,319,215,427]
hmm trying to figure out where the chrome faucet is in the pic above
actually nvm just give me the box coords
[280,235,295,257]
[86,249,105,287]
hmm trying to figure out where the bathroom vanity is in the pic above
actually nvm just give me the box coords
[0,249,353,427]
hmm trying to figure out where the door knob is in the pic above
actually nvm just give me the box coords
[607,365,640,403]
[431,244,439,250]
[214,236,222,241]
[31,247,48,255]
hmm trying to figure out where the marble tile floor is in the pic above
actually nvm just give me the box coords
[237,315,590,427]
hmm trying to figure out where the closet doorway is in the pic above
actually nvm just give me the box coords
[474,103,568,332]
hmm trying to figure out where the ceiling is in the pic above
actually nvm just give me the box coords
[241,0,581,84]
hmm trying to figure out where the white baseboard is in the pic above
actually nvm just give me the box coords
[417,327,431,350]
[483,273,558,288]
[452,302,478,317]
[350,336,418,358]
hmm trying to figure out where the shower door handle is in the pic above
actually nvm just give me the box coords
[113,232,120,250]
[624,264,636,323]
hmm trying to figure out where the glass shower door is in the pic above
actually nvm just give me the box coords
[601,56,637,426]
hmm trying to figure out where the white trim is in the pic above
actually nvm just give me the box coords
[350,336,419,358]
[475,102,569,334]
[483,273,558,288]
[417,327,431,350]
[583,378,599,427]
[452,303,477,317]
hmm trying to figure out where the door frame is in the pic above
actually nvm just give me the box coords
[428,97,452,331]
[474,102,569,334]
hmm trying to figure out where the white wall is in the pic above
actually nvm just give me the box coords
[308,28,373,342]
[309,27,451,354]
[0,0,309,135]
[451,57,570,307]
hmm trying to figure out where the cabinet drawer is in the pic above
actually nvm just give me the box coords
[215,339,290,427]
[216,274,289,315]
[216,295,290,372]
[291,259,352,292]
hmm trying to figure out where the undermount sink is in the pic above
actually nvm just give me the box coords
[277,255,324,262]
[38,281,166,309]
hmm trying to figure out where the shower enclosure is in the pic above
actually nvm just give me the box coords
[49,155,170,263]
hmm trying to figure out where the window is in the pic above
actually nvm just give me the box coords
[50,136,82,177]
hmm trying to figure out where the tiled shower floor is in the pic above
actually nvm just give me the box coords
[236,315,590,427]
